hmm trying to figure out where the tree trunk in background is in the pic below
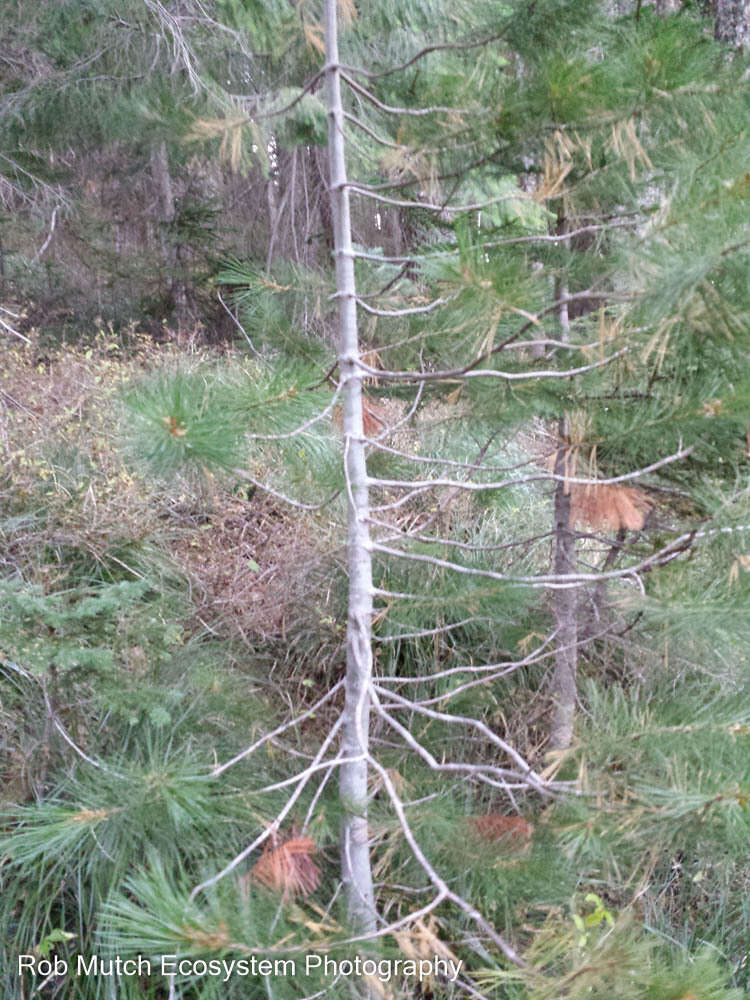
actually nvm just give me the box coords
[315,146,336,256]
[151,139,174,223]
[150,140,188,330]
[549,423,578,751]
[324,0,377,939]
[580,526,627,643]
[715,0,750,48]
[549,214,578,752]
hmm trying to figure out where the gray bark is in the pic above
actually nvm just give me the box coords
[715,0,750,48]
[324,0,377,937]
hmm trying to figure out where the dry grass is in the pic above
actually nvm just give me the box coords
[1,332,161,584]
[171,489,334,642]
[0,333,334,651]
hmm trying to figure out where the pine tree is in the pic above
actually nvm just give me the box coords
[123,0,750,981]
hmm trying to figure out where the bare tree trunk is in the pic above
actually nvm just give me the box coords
[715,0,750,48]
[549,421,578,751]
[324,0,377,938]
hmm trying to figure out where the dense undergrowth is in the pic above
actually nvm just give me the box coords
[1,329,749,999]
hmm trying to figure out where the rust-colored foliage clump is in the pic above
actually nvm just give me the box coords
[361,395,388,436]
[251,834,321,898]
[162,414,187,437]
[467,814,534,848]
[332,392,389,437]
[569,483,651,532]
